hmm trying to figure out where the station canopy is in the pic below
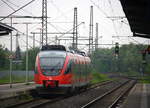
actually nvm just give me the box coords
[0,22,15,36]
[120,0,150,38]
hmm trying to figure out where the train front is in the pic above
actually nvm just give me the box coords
[34,50,68,93]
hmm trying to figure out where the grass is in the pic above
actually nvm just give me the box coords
[140,76,150,84]
[91,72,110,84]
[0,75,34,84]
[0,72,110,84]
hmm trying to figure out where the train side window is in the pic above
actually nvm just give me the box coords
[87,63,90,74]
[64,60,73,74]
[80,60,83,75]
[83,61,86,75]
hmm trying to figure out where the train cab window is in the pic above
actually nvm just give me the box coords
[40,57,65,69]
[64,60,73,74]
[40,57,65,76]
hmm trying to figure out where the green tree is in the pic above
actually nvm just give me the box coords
[91,43,150,76]
[21,47,40,70]
[0,45,9,70]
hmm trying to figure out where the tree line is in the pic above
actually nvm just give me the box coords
[0,44,39,71]
[91,43,150,76]
[0,43,150,76]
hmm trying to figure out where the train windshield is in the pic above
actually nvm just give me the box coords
[40,57,65,69]
[39,50,66,68]
[39,51,66,76]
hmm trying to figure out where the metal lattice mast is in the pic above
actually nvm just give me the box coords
[95,23,98,50]
[42,0,48,46]
[16,33,19,54]
[15,33,21,60]
[73,7,78,50]
[89,6,93,54]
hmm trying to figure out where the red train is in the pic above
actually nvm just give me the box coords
[34,45,92,94]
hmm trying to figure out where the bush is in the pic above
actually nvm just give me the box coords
[91,70,110,84]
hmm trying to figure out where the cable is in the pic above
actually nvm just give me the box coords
[90,0,121,40]
[1,0,15,11]
[0,2,4,7]
[129,37,141,44]
[0,0,37,21]
[107,0,118,36]
[108,0,131,45]
[17,31,41,44]
[50,1,68,20]
[90,0,109,18]
[6,0,35,16]
[48,23,62,33]
[27,23,41,32]
[48,22,84,44]
[50,8,73,21]
[19,37,33,49]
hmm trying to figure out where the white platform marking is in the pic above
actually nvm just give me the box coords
[141,84,147,108]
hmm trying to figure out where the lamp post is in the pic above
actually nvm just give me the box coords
[9,17,13,88]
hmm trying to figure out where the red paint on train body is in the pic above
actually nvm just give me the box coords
[34,45,92,93]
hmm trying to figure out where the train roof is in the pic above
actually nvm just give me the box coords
[39,50,66,58]
[41,45,88,57]
[41,45,69,51]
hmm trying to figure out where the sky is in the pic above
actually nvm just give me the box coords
[0,0,149,52]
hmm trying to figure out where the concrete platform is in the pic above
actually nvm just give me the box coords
[0,82,36,99]
[121,83,150,108]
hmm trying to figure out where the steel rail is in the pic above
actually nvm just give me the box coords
[30,80,114,108]
[81,80,131,108]
[108,81,137,108]
[4,80,114,108]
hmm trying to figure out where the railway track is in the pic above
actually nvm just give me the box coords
[6,96,65,108]
[81,80,136,108]
[23,80,126,108]
[0,82,34,85]
[2,79,133,108]
[4,80,113,108]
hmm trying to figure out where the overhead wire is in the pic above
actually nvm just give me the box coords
[108,0,118,37]
[27,22,41,32]
[90,0,109,18]
[0,2,4,7]
[49,0,68,20]
[89,0,134,47]
[1,0,16,11]
[50,8,73,21]
[4,0,42,38]
[48,22,84,44]
[48,23,63,33]
[0,0,37,21]
[129,37,141,44]
[19,37,33,49]
[89,0,127,36]
[17,31,41,44]
[0,0,41,49]
[107,0,131,45]
[89,0,121,36]
[6,0,35,16]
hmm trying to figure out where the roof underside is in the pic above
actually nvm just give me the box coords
[120,0,150,38]
[0,22,14,36]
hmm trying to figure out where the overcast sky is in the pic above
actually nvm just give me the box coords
[0,0,149,52]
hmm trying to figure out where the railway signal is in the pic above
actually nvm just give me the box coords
[146,45,150,54]
[141,45,150,64]
[115,42,119,56]
[141,50,146,64]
